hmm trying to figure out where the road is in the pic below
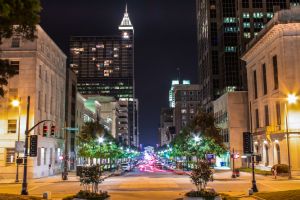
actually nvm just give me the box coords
[1,169,300,199]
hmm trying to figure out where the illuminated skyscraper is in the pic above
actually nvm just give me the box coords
[69,5,138,146]
[196,0,300,111]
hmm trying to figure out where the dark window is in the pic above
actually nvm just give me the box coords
[10,61,20,74]
[265,145,269,166]
[276,102,281,126]
[273,55,279,89]
[212,51,219,75]
[252,0,263,8]
[11,37,20,48]
[242,0,249,8]
[276,144,281,164]
[262,64,267,95]
[264,105,269,126]
[253,70,258,99]
[255,109,259,128]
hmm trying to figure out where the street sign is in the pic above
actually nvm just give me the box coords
[65,127,79,131]
[29,135,38,157]
[16,157,23,164]
[15,141,25,153]
[206,154,215,160]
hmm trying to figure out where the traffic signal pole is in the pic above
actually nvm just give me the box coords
[20,96,55,195]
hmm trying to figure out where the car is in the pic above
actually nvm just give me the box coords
[121,163,131,172]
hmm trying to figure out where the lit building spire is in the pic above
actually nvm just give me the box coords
[119,4,134,30]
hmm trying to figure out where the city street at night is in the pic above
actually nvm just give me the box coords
[1,160,300,199]
[2,1,300,199]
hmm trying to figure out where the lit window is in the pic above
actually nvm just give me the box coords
[122,32,129,39]
[91,47,96,52]
[243,22,251,28]
[253,12,263,18]
[7,120,17,134]
[96,44,105,48]
[225,46,236,52]
[6,148,15,164]
[266,13,273,19]
[243,32,251,38]
[223,17,236,23]
[243,13,250,18]
[181,109,187,114]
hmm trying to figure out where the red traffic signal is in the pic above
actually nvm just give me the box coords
[50,125,55,136]
[43,124,48,137]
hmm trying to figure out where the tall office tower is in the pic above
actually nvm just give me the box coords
[69,6,138,146]
[196,0,300,111]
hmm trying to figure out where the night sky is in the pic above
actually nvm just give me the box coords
[40,0,198,146]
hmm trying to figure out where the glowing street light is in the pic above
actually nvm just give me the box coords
[287,94,297,104]
[98,137,104,144]
[11,99,20,107]
[194,135,201,142]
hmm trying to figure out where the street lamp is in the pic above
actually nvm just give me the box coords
[11,98,21,183]
[285,93,297,179]
[194,135,201,142]
[98,137,104,175]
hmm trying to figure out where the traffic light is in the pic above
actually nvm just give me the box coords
[43,124,48,137]
[243,132,253,154]
[50,125,55,136]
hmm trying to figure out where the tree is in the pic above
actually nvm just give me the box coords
[190,160,213,191]
[0,0,41,42]
[0,0,41,97]
[0,59,18,96]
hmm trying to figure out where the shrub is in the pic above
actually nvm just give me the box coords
[272,164,289,174]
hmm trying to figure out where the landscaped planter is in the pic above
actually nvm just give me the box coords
[183,196,221,200]
[73,198,110,200]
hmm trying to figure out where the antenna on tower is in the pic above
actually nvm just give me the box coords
[176,67,181,83]
[125,3,128,13]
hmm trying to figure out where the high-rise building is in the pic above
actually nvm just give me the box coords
[173,84,201,134]
[169,80,190,108]
[69,6,138,146]
[196,0,300,111]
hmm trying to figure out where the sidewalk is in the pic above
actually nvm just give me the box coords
[0,171,114,184]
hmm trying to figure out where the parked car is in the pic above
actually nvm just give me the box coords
[121,163,131,172]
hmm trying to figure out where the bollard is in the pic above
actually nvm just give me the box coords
[249,189,253,196]
[43,191,51,199]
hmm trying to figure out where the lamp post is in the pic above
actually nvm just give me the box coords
[193,135,201,164]
[98,137,104,176]
[11,98,21,183]
[285,94,297,179]
[21,96,30,195]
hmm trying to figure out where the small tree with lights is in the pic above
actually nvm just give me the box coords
[186,160,218,199]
